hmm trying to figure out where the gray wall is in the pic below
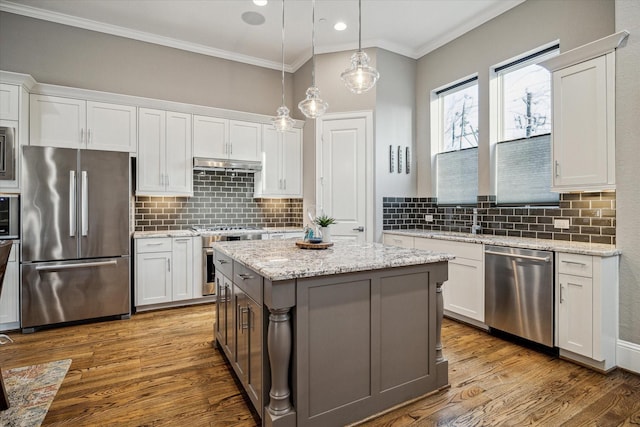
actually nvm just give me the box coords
[415,0,615,196]
[374,49,417,242]
[615,0,640,345]
[0,11,291,116]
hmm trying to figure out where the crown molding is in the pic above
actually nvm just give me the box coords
[0,1,295,73]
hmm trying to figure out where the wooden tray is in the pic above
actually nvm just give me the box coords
[295,240,334,250]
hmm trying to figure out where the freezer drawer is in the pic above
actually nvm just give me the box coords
[21,257,130,330]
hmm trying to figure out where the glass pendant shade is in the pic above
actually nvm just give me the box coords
[272,105,295,132]
[298,86,328,119]
[341,50,379,94]
[342,0,379,94]
[273,0,294,132]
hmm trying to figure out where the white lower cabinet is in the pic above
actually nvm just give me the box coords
[414,238,485,324]
[556,252,618,372]
[0,242,20,331]
[135,236,198,308]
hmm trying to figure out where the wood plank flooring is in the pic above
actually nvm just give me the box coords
[0,304,638,426]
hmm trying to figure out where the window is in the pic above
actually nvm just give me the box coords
[435,77,478,205]
[494,44,559,205]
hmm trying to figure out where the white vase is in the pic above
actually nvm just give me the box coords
[320,226,331,243]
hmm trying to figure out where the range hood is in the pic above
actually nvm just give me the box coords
[193,157,262,173]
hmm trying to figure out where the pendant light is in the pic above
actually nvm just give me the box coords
[341,0,379,94]
[298,0,328,119]
[273,0,294,132]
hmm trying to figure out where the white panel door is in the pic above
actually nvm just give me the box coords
[229,120,261,161]
[0,244,19,330]
[318,116,367,241]
[0,84,19,121]
[86,101,137,152]
[136,252,172,306]
[193,115,228,158]
[171,237,194,301]
[259,126,283,195]
[30,94,85,149]
[165,111,193,196]
[282,127,302,196]
[137,108,166,193]
[558,273,593,358]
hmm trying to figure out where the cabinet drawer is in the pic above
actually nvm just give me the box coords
[234,261,262,304]
[558,253,593,277]
[414,238,483,261]
[215,251,233,278]
[136,237,172,253]
[383,234,414,248]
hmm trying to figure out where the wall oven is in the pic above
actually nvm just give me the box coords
[0,194,19,239]
[200,230,263,296]
[0,127,16,181]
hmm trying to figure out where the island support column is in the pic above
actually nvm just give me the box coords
[435,280,449,388]
[264,279,296,427]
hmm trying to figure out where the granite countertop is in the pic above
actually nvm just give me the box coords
[133,230,197,238]
[212,239,454,282]
[383,230,621,257]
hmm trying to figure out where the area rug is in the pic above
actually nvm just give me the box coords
[0,359,71,427]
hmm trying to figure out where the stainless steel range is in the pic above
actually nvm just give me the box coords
[194,225,263,296]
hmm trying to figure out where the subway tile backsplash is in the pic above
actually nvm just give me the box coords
[135,170,303,231]
[383,193,616,245]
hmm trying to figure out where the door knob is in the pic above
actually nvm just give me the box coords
[353,226,365,232]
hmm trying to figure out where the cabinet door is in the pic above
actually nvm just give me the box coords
[171,237,194,301]
[30,94,86,149]
[552,56,611,190]
[0,84,19,121]
[246,296,263,412]
[0,244,19,330]
[558,273,593,357]
[135,252,172,306]
[86,101,137,152]
[165,111,193,196]
[443,258,484,322]
[193,115,228,158]
[234,286,249,381]
[223,275,235,360]
[258,126,282,196]
[229,120,261,162]
[137,108,166,193]
[281,127,302,196]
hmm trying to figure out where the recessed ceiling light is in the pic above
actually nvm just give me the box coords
[242,11,266,25]
[334,22,347,31]
[253,0,268,6]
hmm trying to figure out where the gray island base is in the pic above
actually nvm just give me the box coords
[212,239,453,427]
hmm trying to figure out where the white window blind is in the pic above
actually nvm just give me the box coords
[496,134,558,205]
[437,147,478,205]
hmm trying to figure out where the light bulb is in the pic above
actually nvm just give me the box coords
[341,51,379,94]
[272,105,294,132]
[298,86,328,119]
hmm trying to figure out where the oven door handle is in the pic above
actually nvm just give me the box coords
[485,250,551,263]
[205,248,214,255]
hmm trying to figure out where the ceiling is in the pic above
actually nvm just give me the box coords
[0,0,525,72]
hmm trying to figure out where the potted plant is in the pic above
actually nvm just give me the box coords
[314,215,337,243]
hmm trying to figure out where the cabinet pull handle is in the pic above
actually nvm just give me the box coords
[217,259,228,264]
[555,160,560,177]
[560,284,565,303]
[175,238,189,242]
[88,128,92,144]
[283,178,286,189]
[237,273,254,280]
[146,241,164,246]
[561,260,587,266]
[80,128,85,143]
[239,306,249,332]
[167,259,171,272]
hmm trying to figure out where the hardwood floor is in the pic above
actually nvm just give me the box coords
[1,304,638,426]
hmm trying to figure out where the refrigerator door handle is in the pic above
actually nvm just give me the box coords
[35,260,118,271]
[82,171,89,236]
[69,170,76,237]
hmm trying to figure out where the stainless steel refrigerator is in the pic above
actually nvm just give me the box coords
[21,146,130,332]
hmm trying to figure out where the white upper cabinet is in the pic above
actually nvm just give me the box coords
[137,108,192,196]
[541,31,628,192]
[193,115,228,159]
[0,84,20,121]
[229,120,261,162]
[30,94,137,152]
[255,126,302,198]
[193,116,261,162]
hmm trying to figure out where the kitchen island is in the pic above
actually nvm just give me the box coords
[212,239,453,427]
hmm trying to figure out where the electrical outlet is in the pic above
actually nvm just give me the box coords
[554,219,570,229]
[425,214,434,222]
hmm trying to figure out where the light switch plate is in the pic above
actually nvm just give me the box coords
[554,219,570,229]
[425,214,434,222]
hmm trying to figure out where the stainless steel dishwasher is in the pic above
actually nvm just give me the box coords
[485,245,554,347]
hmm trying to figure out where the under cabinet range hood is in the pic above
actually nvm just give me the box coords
[193,157,262,173]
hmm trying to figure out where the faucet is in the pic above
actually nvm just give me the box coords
[471,208,482,235]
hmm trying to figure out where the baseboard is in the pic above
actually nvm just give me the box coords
[617,339,640,374]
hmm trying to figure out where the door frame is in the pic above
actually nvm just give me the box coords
[315,110,374,242]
